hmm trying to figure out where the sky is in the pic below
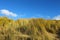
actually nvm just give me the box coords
[0,0,60,20]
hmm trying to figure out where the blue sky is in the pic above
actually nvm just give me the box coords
[0,0,60,20]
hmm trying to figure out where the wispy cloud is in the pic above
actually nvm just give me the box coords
[53,15,60,20]
[0,9,17,17]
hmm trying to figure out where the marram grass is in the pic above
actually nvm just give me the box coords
[0,17,60,40]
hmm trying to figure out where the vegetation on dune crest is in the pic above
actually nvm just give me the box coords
[0,17,60,40]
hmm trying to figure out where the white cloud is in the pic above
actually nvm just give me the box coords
[53,15,60,20]
[0,9,17,17]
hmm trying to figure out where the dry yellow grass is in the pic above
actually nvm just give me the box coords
[0,17,60,40]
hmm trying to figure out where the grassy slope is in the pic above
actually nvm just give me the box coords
[0,17,60,40]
